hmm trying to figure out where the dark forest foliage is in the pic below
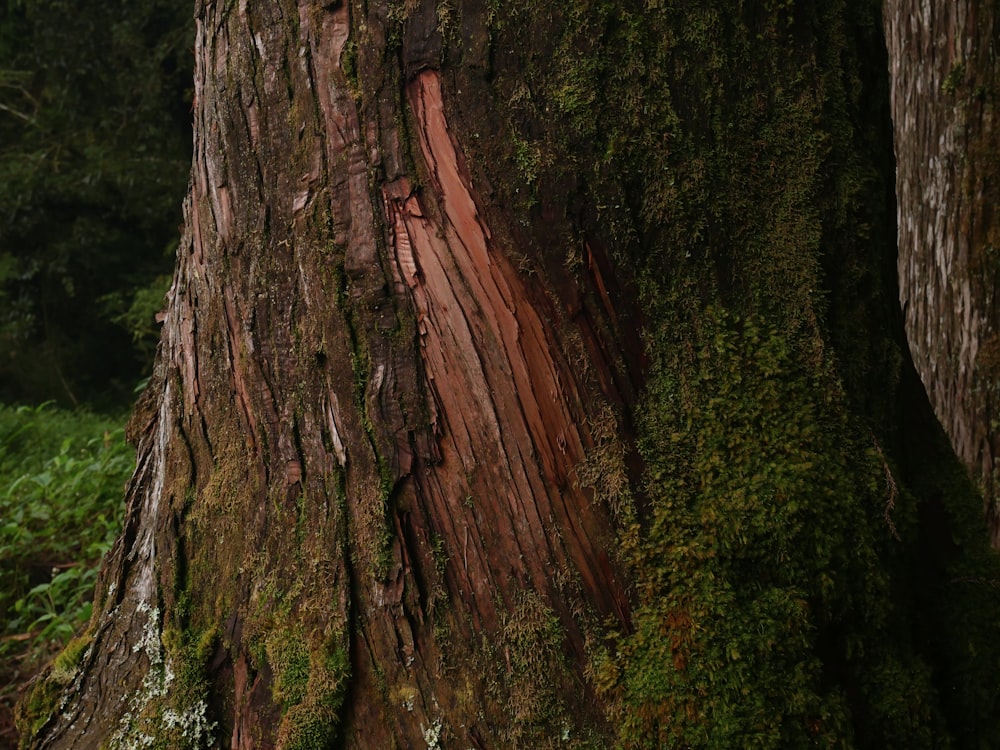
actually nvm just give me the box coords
[0,0,192,408]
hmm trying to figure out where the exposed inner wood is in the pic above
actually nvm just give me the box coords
[341,67,634,746]
[381,69,627,629]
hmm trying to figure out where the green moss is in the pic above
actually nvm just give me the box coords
[574,403,633,524]
[176,391,353,744]
[13,631,93,745]
[340,38,360,100]
[512,134,541,186]
[268,627,312,708]
[14,674,62,747]
[98,605,218,750]
[485,590,586,746]
[50,632,91,684]
[942,61,967,94]
[468,1,1000,745]
[600,312,944,747]
[265,625,349,749]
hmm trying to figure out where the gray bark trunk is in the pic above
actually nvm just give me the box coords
[885,0,1000,541]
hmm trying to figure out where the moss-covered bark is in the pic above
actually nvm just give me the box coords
[446,0,1000,745]
[18,1,1000,748]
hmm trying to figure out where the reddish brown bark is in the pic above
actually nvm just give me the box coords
[17,2,1000,748]
[22,1,638,747]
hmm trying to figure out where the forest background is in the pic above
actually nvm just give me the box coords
[0,2,193,742]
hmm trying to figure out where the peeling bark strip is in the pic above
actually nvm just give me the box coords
[340,60,633,750]
[392,68,626,620]
[24,1,636,748]
[885,0,1000,538]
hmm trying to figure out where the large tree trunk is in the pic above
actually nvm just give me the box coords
[885,0,1000,542]
[16,2,1000,748]
[19,3,636,747]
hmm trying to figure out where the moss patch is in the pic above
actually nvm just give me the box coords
[477,590,604,747]
[265,625,349,750]
[466,0,1000,746]
[13,631,93,747]
[597,312,944,747]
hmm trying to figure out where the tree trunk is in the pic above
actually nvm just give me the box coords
[885,0,1000,543]
[20,3,637,747]
[16,2,1000,748]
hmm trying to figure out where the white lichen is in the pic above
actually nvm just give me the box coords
[133,603,163,665]
[108,601,215,749]
[420,719,441,750]
[161,700,216,746]
[422,718,443,749]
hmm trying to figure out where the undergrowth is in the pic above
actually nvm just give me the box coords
[0,402,132,741]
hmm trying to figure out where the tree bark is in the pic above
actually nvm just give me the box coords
[16,1,1000,748]
[885,0,1000,542]
[19,2,637,748]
